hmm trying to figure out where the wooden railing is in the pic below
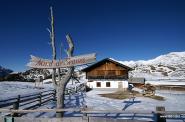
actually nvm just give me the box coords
[0,83,86,117]
[0,106,185,122]
[87,75,128,79]
[0,89,56,116]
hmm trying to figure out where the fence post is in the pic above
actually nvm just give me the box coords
[12,95,20,117]
[53,90,56,101]
[82,105,88,120]
[156,106,166,122]
[4,117,14,122]
[75,86,77,93]
[38,93,42,106]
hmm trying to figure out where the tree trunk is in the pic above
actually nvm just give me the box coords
[56,85,64,117]
[56,34,74,117]
[58,68,61,81]
[56,67,74,117]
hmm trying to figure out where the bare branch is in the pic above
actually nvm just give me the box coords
[60,41,64,60]
[49,6,57,88]
[46,28,51,35]
[46,28,52,42]
[64,49,67,56]
[62,34,75,85]
[66,34,74,57]
[50,6,56,60]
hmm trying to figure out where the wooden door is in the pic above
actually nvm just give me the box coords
[118,82,123,91]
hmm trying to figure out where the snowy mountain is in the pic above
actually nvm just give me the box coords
[0,66,13,78]
[119,52,185,79]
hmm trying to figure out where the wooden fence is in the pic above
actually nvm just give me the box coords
[0,83,86,117]
[0,117,150,122]
[0,89,56,117]
[1,106,185,122]
[1,83,185,122]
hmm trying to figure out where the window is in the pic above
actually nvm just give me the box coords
[106,82,111,87]
[96,82,101,87]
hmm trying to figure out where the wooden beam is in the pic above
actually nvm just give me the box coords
[0,108,185,115]
[0,108,81,113]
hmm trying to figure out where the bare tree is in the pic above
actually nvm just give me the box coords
[48,7,74,117]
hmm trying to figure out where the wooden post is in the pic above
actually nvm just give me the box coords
[38,93,42,106]
[34,79,36,88]
[69,94,71,100]
[75,86,77,93]
[4,117,14,122]
[156,106,166,122]
[84,84,87,97]
[82,105,88,120]
[53,89,56,101]
[12,95,20,117]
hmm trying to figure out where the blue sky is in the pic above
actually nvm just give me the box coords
[0,0,185,71]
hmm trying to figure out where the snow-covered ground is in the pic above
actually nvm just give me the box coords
[85,88,185,111]
[0,81,53,100]
[23,88,185,121]
[0,81,185,121]
[146,80,185,86]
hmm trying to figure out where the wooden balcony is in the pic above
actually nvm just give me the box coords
[86,75,128,80]
[86,70,128,79]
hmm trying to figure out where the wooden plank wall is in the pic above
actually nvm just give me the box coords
[87,61,128,77]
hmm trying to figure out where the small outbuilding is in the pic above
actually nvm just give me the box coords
[82,58,132,90]
[128,77,145,87]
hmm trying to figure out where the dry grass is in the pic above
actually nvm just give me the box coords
[146,95,165,101]
[99,90,140,100]
[156,85,185,91]
[99,90,165,101]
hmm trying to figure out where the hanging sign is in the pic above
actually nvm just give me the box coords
[27,53,96,69]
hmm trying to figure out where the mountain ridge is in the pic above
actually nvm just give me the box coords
[118,51,185,79]
[1,51,185,80]
[0,66,13,78]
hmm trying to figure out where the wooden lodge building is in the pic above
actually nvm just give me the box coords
[82,58,132,90]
